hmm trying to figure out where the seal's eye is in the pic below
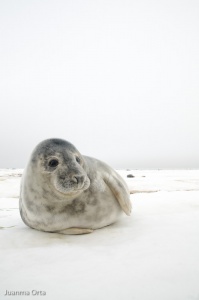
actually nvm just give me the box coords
[76,156,81,164]
[48,159,59,168]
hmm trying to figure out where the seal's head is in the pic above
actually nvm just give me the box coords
[29,138,90,196]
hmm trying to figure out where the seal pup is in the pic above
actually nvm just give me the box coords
[19,138,131,234]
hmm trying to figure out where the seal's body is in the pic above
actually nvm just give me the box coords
[19,139,131,234]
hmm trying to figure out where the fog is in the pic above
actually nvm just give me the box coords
[0,0,199,168]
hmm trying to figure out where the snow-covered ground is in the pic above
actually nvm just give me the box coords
[0,169,199,300]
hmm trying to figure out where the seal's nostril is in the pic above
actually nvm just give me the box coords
[72,175,85,184]
[73,176,78,184]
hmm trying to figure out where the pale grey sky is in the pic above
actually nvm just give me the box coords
[0,0,199,169]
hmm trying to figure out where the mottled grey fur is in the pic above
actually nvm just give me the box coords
[19,138,131,234]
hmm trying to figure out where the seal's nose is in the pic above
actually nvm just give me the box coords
[72,175,85,184]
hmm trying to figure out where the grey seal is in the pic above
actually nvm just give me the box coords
[19,138,132,234]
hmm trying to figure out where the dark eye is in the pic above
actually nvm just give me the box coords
[48,159,59,168]
[76,156,81,164]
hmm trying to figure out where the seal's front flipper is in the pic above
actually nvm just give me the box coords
[104,172,132,216]
[56,228,94,235]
